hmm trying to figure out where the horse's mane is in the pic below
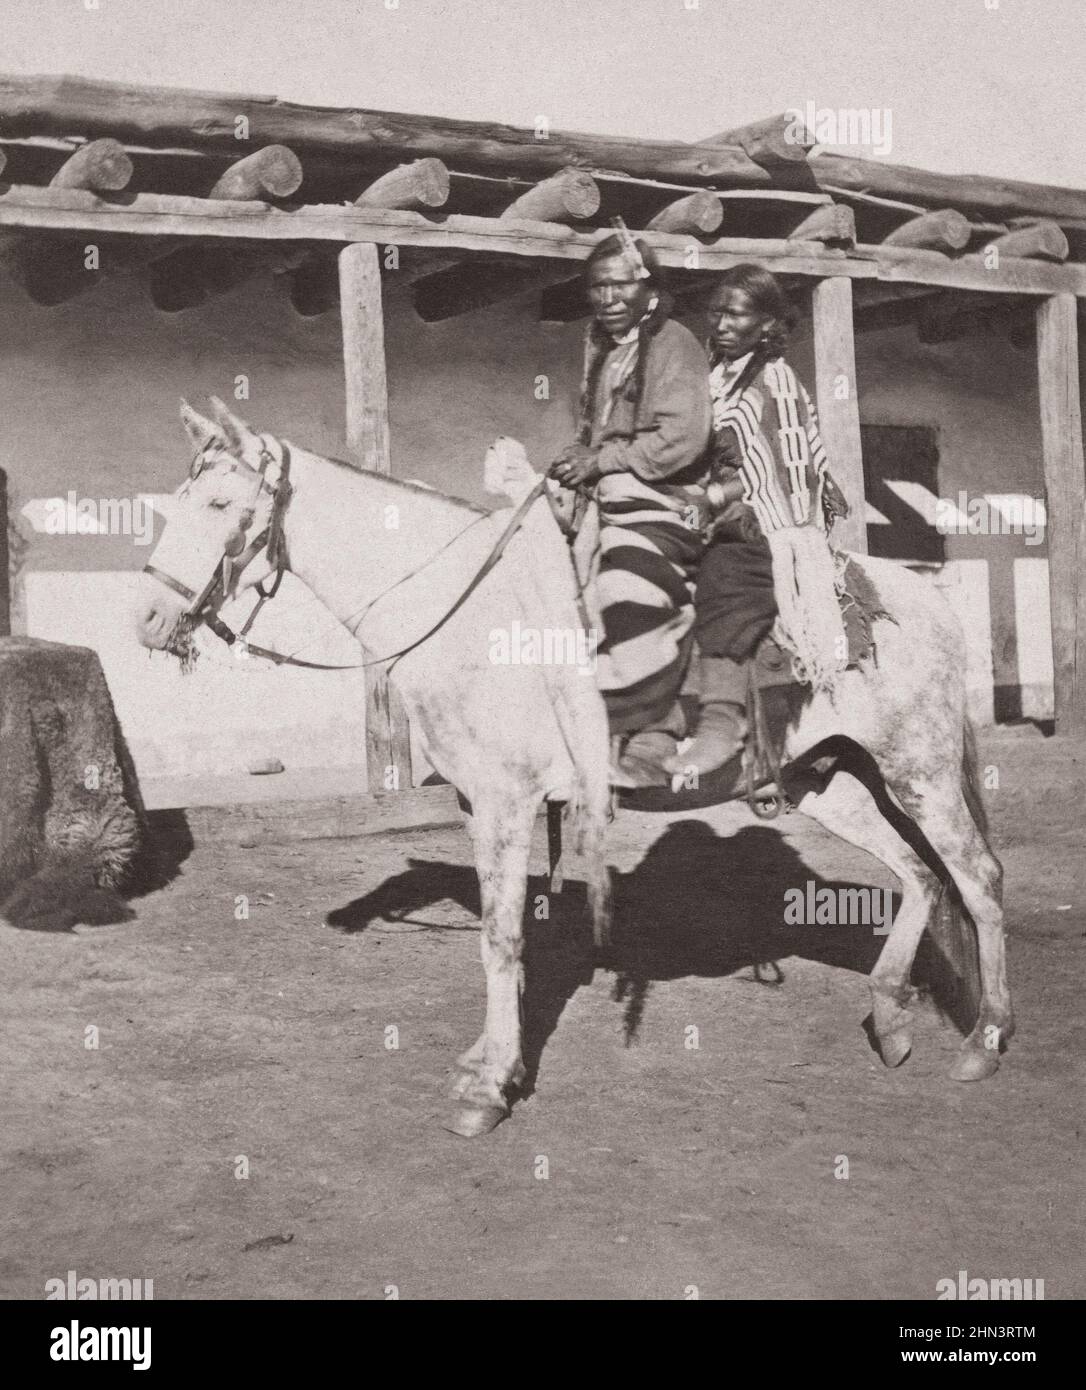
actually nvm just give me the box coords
[291,443,489,516]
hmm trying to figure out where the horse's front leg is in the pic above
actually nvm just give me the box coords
[445,794,537,1138]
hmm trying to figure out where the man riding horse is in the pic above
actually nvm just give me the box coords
[550,232,713,788]
[551,240,847,789]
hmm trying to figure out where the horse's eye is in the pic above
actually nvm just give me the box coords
[208,499,230,511]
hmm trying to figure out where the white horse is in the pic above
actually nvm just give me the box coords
[135,399,1013,1137]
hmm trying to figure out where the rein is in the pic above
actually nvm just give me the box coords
[145,440,560,673]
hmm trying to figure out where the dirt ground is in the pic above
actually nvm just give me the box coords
[3,729,1084,1301]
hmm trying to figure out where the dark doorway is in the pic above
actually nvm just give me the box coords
[860,423,946,563]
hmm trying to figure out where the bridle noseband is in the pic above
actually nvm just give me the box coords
[142,434,304,658]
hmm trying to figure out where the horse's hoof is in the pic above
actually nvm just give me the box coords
[949,1047,1000,1083]
[442,1103,508,1138]
[878,1029,913,1068]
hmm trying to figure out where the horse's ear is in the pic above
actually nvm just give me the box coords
[209,396,256,449]
[180,399,221,453]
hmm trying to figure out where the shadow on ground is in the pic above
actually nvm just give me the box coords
[326,819,897,1097]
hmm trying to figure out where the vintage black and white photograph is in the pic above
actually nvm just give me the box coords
[1,0,1082,1331]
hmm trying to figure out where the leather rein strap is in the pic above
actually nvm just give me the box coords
[145,447,556,673]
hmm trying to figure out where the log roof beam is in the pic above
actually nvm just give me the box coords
[1,138,134,303]
[149,145,304,311]
[410,168,600,321]
[289,158,451,316]
[982,221,1070,263]
[4,76,1086,227]
[2,187,1086,301]
[698,113,814,166]
[882,208,972,253]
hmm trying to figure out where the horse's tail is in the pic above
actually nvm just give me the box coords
[926,715,986,1033]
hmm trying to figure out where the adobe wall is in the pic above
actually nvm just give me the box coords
[0,262,1051,786]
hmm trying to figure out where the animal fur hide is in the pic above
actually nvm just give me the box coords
[0,637,145,931]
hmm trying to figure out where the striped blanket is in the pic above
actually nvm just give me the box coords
[579,312,712,734]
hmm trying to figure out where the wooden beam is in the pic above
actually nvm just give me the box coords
[0,74,769,186]
[646,191,723,235]
[811,277,867,553]
[810,151,1086,225]
[699,113,814,164]
[337,239,414,793]
[339,242,391,471]
[982,222,1069,263]
[365,660,414,797]
[49,137,133,191]
[1036,293,1086,733]
[353,157,450,211]
[2,189,1085,296]
[206,144,303,200]
[882,208,971,253]
[410,169,600,321]
[500,168,600,222]
[149,145,305,311]
[0,467,10,638]
[0,138,137,304]
[5,77,1086,225]
[289,159,454,316]
[787,202,856,246]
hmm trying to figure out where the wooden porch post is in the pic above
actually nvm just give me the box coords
[1036,292,1086,734]
[338,241,413,792]
[811,276,868,554]
[0,467,10,637]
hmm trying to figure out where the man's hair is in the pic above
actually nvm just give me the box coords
[584,233,663,286]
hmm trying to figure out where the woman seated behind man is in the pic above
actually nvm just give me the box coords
[668,263,849,781]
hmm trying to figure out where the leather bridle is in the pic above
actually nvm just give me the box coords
[143,436,572,672]
[139,433,351,666]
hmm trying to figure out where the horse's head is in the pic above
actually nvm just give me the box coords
[136,398,292,653]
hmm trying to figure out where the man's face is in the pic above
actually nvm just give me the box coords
[707,286,772,361]
[586,254,654,336]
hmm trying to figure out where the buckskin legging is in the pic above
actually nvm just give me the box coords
[694,535,778,662]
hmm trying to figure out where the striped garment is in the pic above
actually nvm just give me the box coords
[582,314,712,734]
[709,352,830,535]
[707,352,848,690]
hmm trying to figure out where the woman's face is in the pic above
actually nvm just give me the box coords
[707,286,775,361]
